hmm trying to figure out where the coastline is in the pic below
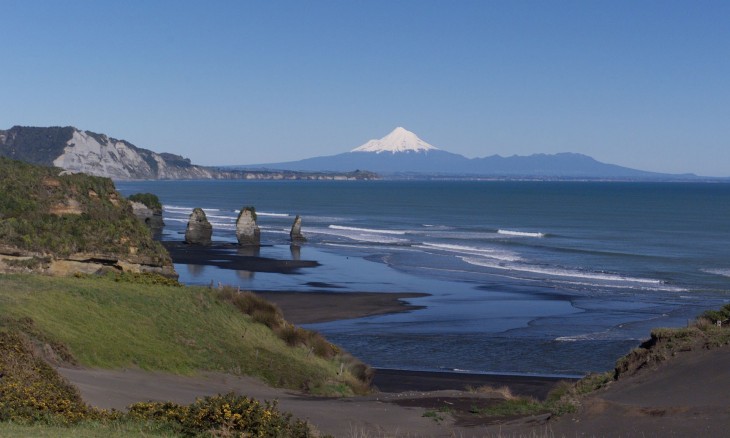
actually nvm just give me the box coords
[160,241,569,395]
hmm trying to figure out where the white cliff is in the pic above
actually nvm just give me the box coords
[52,129,213,179]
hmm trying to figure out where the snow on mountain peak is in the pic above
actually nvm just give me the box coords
[351,127,439,154]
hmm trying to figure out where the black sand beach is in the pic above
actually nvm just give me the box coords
[255,290,428,323]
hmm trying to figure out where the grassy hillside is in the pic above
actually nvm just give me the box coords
[0,274,368,395]
[0,322,316,437]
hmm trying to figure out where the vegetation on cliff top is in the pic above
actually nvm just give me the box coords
[127,193,162,211]
[237,205,257,222]
[0,157,168,264]
[0,126,76,166]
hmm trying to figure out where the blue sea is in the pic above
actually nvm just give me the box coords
[116,180,730,377]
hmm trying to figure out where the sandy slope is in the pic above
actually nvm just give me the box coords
[498,344,730,438]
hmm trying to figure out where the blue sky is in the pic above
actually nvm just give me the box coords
[2,0,729,176]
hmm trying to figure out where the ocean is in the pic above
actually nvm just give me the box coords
[116,180,730,377]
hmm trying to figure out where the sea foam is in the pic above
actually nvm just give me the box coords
[702,268,730,278]
[417,243,521,262]
[329,225,407,235]
[498,229,546,238]
[460,256,664,285]
[309,227,408,244]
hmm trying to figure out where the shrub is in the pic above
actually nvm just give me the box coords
[277,325,308,347]
[127,193,162,210]
[237,206,257,222]
[702,304,730,325]
[0,331,92,424]
[306,331,339,359]
[128,393,313,437]
[214,286,374,393]
[217,288,284,330]
[110,271,182,287]
[348,362,375,386]
[574,371,613,395]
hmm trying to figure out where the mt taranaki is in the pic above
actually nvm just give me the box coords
[238,127,674,179]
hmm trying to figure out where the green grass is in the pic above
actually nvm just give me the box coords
[0,421,177,438]
[0,273,364,394]
[471,398,546,417]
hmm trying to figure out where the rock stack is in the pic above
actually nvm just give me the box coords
[130,201,164,229]
[236,206,260,245]
[289,215,306,243]
[184,208,212,245]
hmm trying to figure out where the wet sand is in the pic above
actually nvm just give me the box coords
[254,290,427,324]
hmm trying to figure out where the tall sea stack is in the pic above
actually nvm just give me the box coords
[236,206,260,245]
[184,208,212,245]
[290,215,306,243]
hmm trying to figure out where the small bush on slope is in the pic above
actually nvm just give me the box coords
[217,286,374,393]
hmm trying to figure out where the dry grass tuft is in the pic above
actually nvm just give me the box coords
[468,385,517,400]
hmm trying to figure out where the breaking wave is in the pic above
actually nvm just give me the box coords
[416,243,521,262]
[460,256,665,286]
[163,205,221,213]
[329,225,407,235]
[498,229,546,238]
[702,268,730,278]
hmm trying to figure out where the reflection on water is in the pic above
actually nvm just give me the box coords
[236,270,254,280]
[290,244,301,260]
[237,246,260,257]
[186,264,206,277]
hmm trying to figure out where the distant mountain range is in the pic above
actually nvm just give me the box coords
[1,125,714,181]
[236,127,701,180]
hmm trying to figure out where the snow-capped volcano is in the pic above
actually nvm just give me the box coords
[351,127,439,154]
[232,126,675,179]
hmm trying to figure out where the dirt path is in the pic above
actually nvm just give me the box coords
[58,367,498,437]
